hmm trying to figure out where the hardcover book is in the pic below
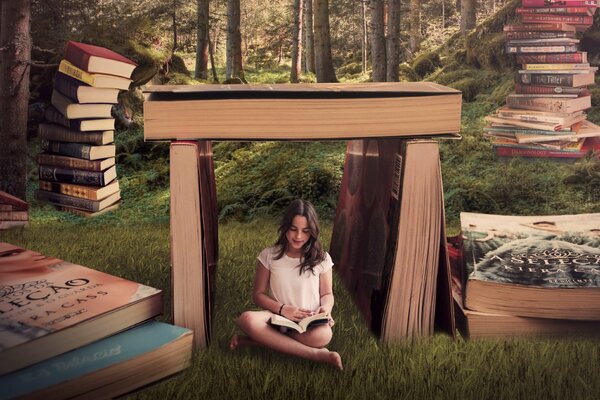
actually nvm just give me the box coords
[515,71,595,87]
[505,94,591,113]
[329,139,454,341]
[58,201,121,218]
[58,60,132,90]
[143,83,462,140]
[514,83,588,95]
[0,191,28,211]
[0,321,192,400]
[41,139,116,161]
[50,90,113,119]
[270,313,329,333]
[505,44,579,53]
[45,106,115,132]
[36,153,115,172]
[504,31,576,39]
[34,189,121,212]
[460,212,600,319]
[520,13,593,24]
[0,243,162,375]
[521,0,599,6]
[64,40,137,78]
[38,123,114,146]
[39,180,120,201]
[53,72,119,104]
[503,22,578,31]
[516,52,587,64]
[38,165,117,186]
[493,136,600,158]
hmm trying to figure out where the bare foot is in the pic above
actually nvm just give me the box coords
[317,349,343,370]
[229,334,257,350]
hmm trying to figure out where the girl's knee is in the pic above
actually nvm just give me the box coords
[236,311,255,330]
[300,326,333,348]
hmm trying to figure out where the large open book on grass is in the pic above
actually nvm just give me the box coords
[143,82,462,140]
[0,242,162,375]
[330,139,454,341]
[460,212,600,320]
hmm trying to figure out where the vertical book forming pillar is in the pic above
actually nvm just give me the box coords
[170,141,208,348]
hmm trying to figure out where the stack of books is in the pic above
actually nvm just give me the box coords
[35,41,137,216]
[484,0,600,159]
[449,212,600,339]
[0,191,28,230]
[0,242,193,399]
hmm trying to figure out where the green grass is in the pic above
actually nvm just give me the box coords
[2,218,600,399]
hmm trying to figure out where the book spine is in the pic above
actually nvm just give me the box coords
[0,211,28,221]
[522,63,589,70]
[496,112,564,124]
[516,72,575,86]
[503,23,573,31]
[65,42,92,72]
[37,153,105,171]
[514,83,586,94]
[38,165,107,186]
[39,180,100,200]
[506,45,579,53]
[505,97,570,113]
[35,189,99,211]
[41,139,92,160]
[494,145,583,158]
[54,73,82,102]
[521,0,598,5]
[58,60,96,86]
[520,14,593,24]
[516,6,593,13]
[504,31,574,39]
[516,53,585,63]
[38,124,108,145]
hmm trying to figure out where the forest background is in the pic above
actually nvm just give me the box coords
[1,1,600,398]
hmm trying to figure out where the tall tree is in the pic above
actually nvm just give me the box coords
[303,0,315,73]
[195,0,210,80]
[290,0,303,83]
[313,0,337,82]
[368,0,386,82]
[408,0,421,54]
[386,0,401,82]
[226,0,245,82]
[460,0,477,34]
[172,0,179,52]
[361,0,368,74]
[0,0,31,200]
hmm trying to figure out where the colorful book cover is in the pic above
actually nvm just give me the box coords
[0,321,192,400]
[0,243,162,375]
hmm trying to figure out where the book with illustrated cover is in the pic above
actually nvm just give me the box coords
[460,212,600,320]
[0,243,162,375]
[0,321,192,400]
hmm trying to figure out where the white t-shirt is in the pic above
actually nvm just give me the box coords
[257,246,333,312]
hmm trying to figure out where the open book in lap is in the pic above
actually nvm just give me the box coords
[270,312,329,334]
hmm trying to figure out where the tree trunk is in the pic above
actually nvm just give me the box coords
[195,0,210,80]
[208,31,219,83]
[460,0,477,34]
[0,0,30,200]
[313,0,337,83]
[368,0,386,82]
[226,0,245,82]
[408,0,421,55]
[172,0,178,52]
[303,0,315,73]
[361,0,368,74]
[290,0,303,83]
[386,0,400,82]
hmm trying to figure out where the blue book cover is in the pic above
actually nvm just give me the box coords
[0,321,192,400]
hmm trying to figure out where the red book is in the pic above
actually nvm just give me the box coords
[64,41,137,78]
[494,137,600,159]
[0,191,28,210]
[514,83,589,95]
[516,6,596,14]
[504,22,577,31]
[520,13,593,24]
[522,0,599,6]
[516,51,587,63]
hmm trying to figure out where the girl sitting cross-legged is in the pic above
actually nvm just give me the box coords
[229,199,343,370]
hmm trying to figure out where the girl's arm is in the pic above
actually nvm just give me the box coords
[252,260,311,321]
[318,269,334,315]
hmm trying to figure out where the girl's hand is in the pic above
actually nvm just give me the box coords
[316,306,335,327]
[281,305,312,322]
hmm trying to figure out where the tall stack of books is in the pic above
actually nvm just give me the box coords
[0,191,28,230]
[35,41,137,216]
[484,0,600,159]
[449,212,600,339]
[0,242,193,399]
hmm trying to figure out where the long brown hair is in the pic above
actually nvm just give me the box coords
[274,199,325,275]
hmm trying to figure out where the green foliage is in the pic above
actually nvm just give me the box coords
[430,69,505,102]
[214,141,345,220]
[398,63,420,82]
[412,51,442,78]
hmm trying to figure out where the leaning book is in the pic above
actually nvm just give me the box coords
[0,321,193,400]
[0,242,162,375]
[460,212,600,320]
